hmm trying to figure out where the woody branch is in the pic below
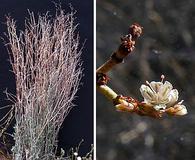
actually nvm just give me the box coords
[96,23,187,118]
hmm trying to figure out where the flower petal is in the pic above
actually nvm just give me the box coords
[115,103,134,112]
[153,104,166,111]
[158,81,173,98]
[150,81,163,92]
[140,85,155,101]
[167,89,179,107]
[173,104,187,116]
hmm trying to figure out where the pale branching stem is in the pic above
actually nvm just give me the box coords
[5,8,82,160]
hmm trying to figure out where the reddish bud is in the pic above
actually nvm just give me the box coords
[129,23,143,40]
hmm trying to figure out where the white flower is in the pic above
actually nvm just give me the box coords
[140,75,187,115]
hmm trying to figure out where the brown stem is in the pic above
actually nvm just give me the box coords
[96,23,158,117]
[96,23,143,109]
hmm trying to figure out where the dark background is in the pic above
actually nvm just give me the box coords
[97,0,195,160]
[0,0,93,156]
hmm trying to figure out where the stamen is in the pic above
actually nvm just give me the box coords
[146,81,156,93]
[178,100,184,104]
[161,75,165,83]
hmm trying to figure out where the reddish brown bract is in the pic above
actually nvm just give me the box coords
[96,73,110,85]
[129,23,143,40]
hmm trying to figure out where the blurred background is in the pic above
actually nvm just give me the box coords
[0,0,93,156]
[97,0,195,160]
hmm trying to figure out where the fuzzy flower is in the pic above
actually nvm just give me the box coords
[140,75,187,116]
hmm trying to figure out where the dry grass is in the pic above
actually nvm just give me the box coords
[5,7,82,160]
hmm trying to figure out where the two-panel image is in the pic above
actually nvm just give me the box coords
[0,0,194,160]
